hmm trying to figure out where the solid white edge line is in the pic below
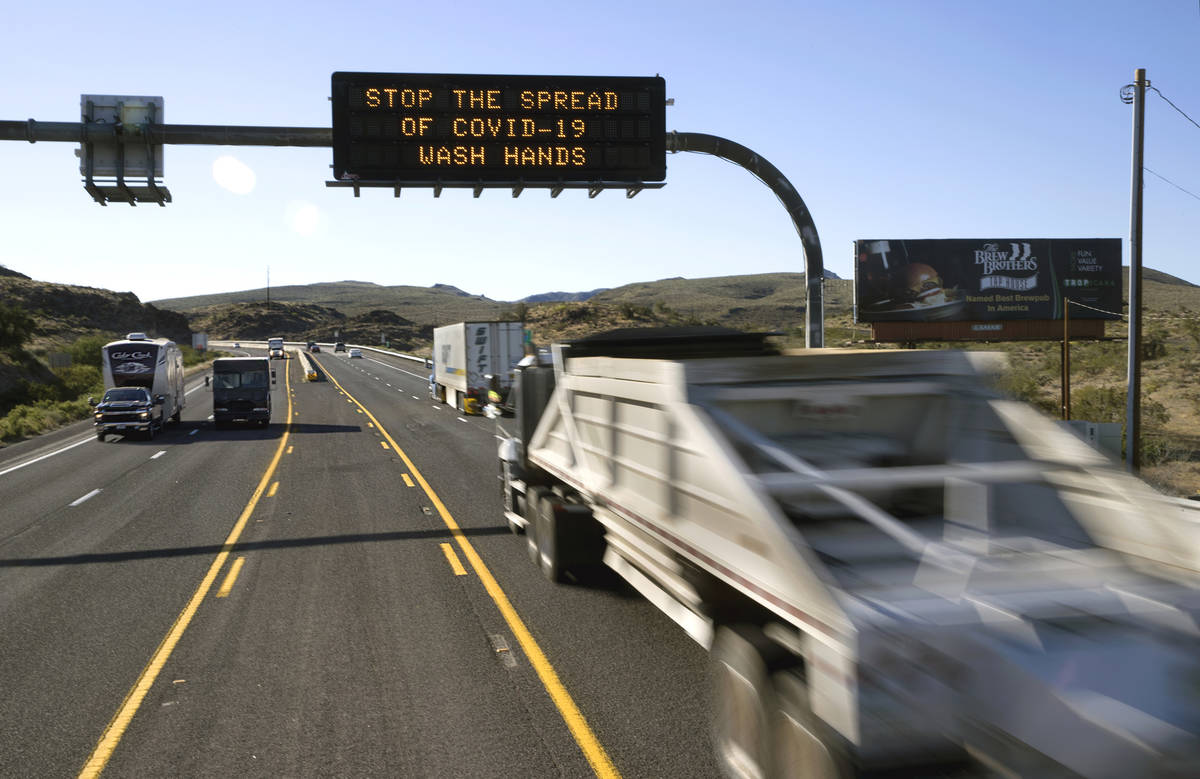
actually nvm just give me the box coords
[70,488,101,506]
[0,435,93,478]
[365,356,429,381]
[0,377,211,479]
[151,451,167,460]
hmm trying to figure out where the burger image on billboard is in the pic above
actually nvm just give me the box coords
[903,263,943,304]
[860,260,964,321]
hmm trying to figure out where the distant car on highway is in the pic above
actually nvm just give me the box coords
[348,348,363,359]
[310,344,321,353]
[334,342,346,352]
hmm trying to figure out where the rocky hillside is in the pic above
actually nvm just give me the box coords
[0,275,191,351]
[186,301,433,352]
[153,280,508,322]
[0,272,193,420]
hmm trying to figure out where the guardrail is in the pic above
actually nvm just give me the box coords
[210,340,425,364]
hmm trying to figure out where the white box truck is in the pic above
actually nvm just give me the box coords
[430,321,524,414]
[497,328,1200,778]
[92,332,185,440]
[267,337,285,360]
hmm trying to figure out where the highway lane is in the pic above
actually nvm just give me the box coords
[312,350,721,776]
[0,369,288,776]
[1,350,719,777]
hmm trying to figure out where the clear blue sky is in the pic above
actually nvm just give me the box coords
[3,0,1198,303]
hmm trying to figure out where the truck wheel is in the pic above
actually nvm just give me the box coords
[712,625,789,779]
[97,431,106,442]
[535,496,566,583]
[771,671,852,779]
[146,423,155,441]
[171,407,181,424]
[525,486,548,566]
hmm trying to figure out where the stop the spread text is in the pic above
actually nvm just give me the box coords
[356,86,629,169]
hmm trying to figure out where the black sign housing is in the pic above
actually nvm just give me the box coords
[331,72,666,184]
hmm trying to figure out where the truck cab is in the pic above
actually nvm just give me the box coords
[91,387,164,441]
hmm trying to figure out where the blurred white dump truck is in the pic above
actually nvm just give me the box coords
[496,327,1200,778]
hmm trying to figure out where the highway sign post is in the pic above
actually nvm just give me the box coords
[0,74,828,346]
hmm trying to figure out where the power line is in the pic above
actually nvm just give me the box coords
[1144,167,1200,203]
[1148,86,1200,132]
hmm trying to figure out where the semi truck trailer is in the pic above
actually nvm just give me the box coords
[430,321,524,413]
[496,328,1200,778]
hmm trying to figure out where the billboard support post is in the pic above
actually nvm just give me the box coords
[1062,299,1071,420]
[1125,68,1147,471]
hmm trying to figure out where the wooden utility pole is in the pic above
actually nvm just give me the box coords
[1126,68,1147,471]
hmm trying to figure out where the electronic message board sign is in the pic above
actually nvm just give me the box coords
[854,238,1121,323]
[331,72,666,185]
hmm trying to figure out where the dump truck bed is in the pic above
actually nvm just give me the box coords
[523,347,1200,774]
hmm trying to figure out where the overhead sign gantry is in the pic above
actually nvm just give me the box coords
[1,74,826,346]
[328,72,666,197]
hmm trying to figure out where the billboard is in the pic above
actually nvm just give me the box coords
[854,239,1121,323]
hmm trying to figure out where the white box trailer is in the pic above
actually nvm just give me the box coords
[95,332,185,439]
[431,321,524,413]
[497,329,1200,778]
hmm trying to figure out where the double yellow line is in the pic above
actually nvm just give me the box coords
[80,360,295,777]
[82,357,621,778]
[320,367,620,779]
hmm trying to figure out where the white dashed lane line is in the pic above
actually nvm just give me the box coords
[189,429,199,436]
[151,451,166,460]
[70,489,101,507]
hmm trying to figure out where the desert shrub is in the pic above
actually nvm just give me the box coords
[1070,385,1170,427]
[994,359,1057,415]
[1141,434,1193,467]
[0,303,35,351]
[1070,341,1125,373]
[179,344,211,368]
[1143,329,1169,361]
[0,398,91,442]
[1071,385,1124,423]
[68,335,109,369]
[1182,318,1200,349]
[55,364,103,398]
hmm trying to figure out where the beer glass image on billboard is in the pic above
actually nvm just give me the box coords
[856,240,965,321]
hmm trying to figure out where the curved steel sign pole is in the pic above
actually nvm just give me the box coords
[666,131,824,348]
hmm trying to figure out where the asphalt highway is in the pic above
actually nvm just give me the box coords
[0,349,719,778]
